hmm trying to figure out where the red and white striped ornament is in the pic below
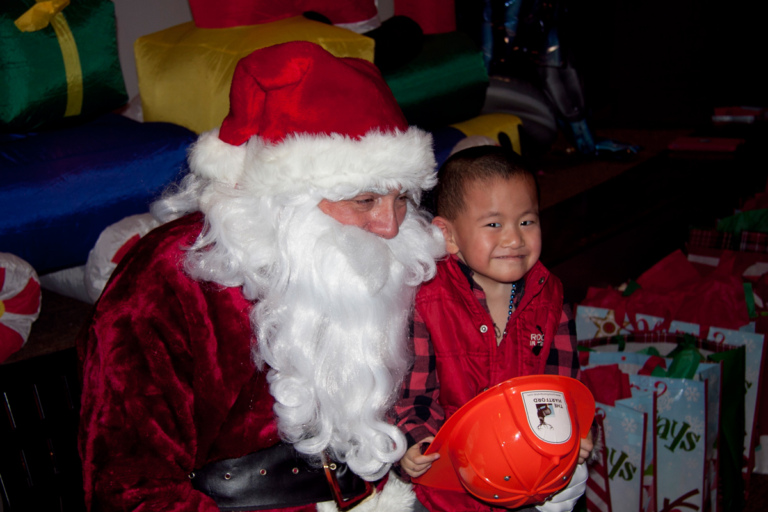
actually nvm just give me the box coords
[0,253,42,362]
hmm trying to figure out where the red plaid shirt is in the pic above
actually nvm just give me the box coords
[394,262,579,447]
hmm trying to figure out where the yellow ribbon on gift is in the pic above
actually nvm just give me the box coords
[15,0,83,118]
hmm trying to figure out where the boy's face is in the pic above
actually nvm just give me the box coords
[435,174,541,290]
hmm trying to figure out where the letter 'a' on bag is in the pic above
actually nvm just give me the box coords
[414,375,595,509]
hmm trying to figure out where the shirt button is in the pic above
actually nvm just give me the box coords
[480,325,488,333]
[539,277,545,284]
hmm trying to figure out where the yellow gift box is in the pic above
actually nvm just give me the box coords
[135,16,375,134]
[451,113,523,155]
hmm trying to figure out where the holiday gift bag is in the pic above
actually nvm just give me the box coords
[595,402,648,512]
[575,307,764,493]
[1,0,127,132]
[580,340,735,512]
[581,359,652,512]
[616,390,657,512]
[585,413,613,512]
[628,372,709,512]
[584,359,719,512]
[686,225,768,476]
[576,250,752,336]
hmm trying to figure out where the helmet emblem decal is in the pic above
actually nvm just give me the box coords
[521,390,573,444]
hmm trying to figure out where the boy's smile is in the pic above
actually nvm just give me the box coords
[435,174,542,294]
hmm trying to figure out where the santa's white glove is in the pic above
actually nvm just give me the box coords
[535,463,588,512]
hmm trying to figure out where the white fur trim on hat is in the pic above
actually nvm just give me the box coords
[188,128,248,185]
[239,128,436,196]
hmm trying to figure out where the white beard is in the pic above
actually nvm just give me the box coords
[158,180,445,481]
[254,203,444,481]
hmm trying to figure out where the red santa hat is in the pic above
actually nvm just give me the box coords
[189,41,436,197]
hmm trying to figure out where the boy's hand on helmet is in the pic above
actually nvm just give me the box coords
[400,437,439,478]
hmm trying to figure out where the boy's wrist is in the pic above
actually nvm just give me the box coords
[404,425,435,448]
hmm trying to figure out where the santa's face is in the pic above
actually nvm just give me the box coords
[317,189,409,240]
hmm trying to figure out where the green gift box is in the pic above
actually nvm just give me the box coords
[1,0,127,132]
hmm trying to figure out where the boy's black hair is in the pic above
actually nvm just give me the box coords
[424,145,539,220]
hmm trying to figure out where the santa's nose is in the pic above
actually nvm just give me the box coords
[365,199,402,239]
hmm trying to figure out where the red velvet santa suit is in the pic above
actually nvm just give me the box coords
[77,40,440,512]
[78,213,314,512]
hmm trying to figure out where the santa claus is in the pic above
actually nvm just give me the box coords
[78,41,445,511]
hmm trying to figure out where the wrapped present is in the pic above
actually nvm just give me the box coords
[1,0,126,132]
[717,209,768,235]
[134,16,375,134]
[450,113,522,155]
[381,31,489,129]
[429,112,523,170]
[0,253,41,362]
[580,250,751,334]
[0,114,195,274]
[187,0,379,31]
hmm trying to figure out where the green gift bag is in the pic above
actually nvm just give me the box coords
[1,0,127,132]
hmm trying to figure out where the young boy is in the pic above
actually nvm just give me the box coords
[395,145,592,511]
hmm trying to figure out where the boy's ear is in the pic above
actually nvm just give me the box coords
[432,216,460,255]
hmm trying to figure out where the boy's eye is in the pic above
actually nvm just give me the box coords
[487,222,501,228]
[521,219,537,226]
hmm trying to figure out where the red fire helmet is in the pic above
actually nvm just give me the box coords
[413,375,595,509]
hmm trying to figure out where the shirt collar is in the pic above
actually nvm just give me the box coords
[454,256,526,304]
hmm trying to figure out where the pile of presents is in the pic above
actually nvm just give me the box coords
[575,186,768,512]
[1,0,522,362]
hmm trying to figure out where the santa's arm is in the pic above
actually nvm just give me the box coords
[78,256,219,512]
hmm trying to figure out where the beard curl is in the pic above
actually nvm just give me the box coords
[151,173,446,481]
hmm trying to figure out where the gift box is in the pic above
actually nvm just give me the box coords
[134,16,375,135]
[381,30,489,129]
[1,0,126,132]
[187,0,378,30]
[0,114,196,274]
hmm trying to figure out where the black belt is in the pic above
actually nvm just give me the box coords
[190,442,374,511]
